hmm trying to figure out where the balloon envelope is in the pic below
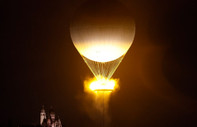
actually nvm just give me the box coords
[70,0,135,78]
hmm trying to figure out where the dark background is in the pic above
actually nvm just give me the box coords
[1,0,196,126]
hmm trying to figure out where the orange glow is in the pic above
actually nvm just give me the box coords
[84,76,119,92]
[83,77,119,123]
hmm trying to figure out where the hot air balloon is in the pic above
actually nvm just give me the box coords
[70,0,135,80]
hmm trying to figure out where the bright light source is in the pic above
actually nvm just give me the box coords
[84,76,119,92]
[90,78,116,91]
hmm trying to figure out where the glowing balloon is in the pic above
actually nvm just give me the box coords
[70,0,135,79]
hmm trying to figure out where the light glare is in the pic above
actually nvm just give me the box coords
[84,76,119,92]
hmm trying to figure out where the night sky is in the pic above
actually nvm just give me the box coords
[1,0,197,127]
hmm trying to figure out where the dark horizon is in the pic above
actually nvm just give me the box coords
[1,0,197,127]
